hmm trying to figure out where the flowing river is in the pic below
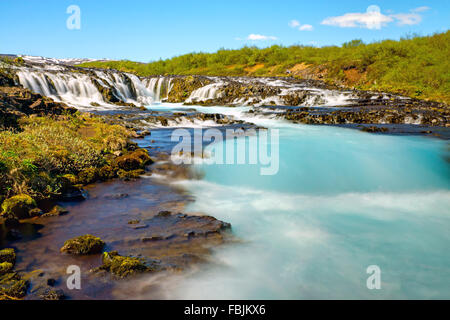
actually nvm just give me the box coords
[13,64,450,299]
[141,104,450,299]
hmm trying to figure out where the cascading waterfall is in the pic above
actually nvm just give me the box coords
[143,77,173,102]
[16,65,359,109]
[15,66,170,108]
[17,70,105,105]
[185,83,223,103]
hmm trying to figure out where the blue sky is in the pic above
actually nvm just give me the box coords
[0,0,448,62]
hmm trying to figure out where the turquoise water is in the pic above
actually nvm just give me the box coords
[149,104,450,299]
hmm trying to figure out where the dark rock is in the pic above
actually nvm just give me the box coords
[42,205,69,217]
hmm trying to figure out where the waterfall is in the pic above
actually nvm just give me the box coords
[143,77,173,102]
[185,83,223,103]
[17,70,105,105]
[16,66,162,108]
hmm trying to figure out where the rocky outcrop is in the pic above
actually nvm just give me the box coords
[167,75,212,103]
[0,86,77,129]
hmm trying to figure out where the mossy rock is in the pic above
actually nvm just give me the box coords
[98,165,117,181]
[77,167,99,185]
[60,234,105,255]
[61,174,78,185]
[1,194,37,220]
[100,251,149,278]
[0,262,13,275]
[117,169,145,180]
[114,149,153,171]
[0,272,28,298]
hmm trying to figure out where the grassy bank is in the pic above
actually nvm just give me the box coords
[0,114,131,202]
[79,31,450,104]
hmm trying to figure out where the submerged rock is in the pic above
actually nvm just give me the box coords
[39,288,65,300]
[60,234,105,255]
[0,272,28,299]
[42,205,69,218]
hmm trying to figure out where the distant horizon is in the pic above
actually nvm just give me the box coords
[2,29,448,63]
[1,0,449,62]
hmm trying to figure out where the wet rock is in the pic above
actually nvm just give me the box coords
[28,208,43,217]
[5,229,22,241]
[47,278,56,286]
[97,251,153,278]
[117,169,145,180]
[60,234,105,255]
[114,149,153,171]
[58,175,85,201]
[42,205,69,217]
[156,210,171,217]
[39,288,65,300]
[1,194,37,220]
[3,213,20,228]
[0,272,28,299]
[127,219,140,225]
[104,193,129,200]
[361,126,389,133]
[130,224,148,230]
[0,262,13,275]
[142,235,163,242]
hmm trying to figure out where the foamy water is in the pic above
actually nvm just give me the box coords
[142,104,450,299]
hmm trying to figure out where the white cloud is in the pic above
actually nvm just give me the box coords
[412,6,430,13]
[391,13,422,25]
[289,20,300,28]
[246,34,278,41]
[299,24,314,31]
[289,20,314,31]
[321,5,429,30]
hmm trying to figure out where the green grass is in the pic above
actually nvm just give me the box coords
[79,31,450,104]
[0,114,131,200]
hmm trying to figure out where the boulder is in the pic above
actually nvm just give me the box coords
[98,251,150,278]
[1,194,37,220]
[60,234,105,255]
[114,149,153,171]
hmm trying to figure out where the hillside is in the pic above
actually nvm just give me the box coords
[79,31,450,104]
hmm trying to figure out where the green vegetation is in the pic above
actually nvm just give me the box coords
[0,114,131,202]
[60,234,105,255]
[99,251,150,278]
[79,31,450,103]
